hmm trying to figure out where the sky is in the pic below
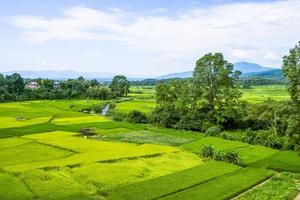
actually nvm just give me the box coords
[0,0,299,76]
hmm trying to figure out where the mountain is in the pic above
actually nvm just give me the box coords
[0,70,149,82]
[234,62,272,73]
[157,71,193,79]
[157,62,277,79]
[1,70,116,80]
[240,69,283,79]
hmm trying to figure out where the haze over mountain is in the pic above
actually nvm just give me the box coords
[157,62,278,79]
[1,62,279,81]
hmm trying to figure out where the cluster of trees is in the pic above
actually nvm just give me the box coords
[0,74,130,102]
[151,53,244,130]
[151,42,300,149]
[240,77,285,89]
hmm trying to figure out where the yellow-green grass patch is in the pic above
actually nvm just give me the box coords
[72,151,203,190]
[115,99,156,113]
[0,137,31,149]
[5,131,178,172]
[0,116,51,129]
[51,115,111,125]
[0,142,73,166]
[107,161,241,200]
[0,173,33,200]
[181,137,249,154]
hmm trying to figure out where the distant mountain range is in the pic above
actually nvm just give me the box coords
[157,62,279,79]
[0,70,146,82]
[1,62,281,81]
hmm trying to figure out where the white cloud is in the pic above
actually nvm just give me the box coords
[7,0,300,68]
[232,49,251,59]
[263,50,280,60]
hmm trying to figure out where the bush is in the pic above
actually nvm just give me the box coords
[80,128,96,136]
[201,145,215,158]
[126,110,148,123]
[111,112,126,121]
[201,145,240,164]
[91,104,103,113]
[223,151,240,164]
[242,129,259,144]
[205,126,222,136]
[265,135,284,150]
[213,150,224,161]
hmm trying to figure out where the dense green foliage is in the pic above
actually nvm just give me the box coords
[0,75,110,102]
[151,53,244,131]
[109,75,130,97]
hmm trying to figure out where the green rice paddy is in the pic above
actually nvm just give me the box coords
[0,87,299,200]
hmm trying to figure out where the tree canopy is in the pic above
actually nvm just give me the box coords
[109,75,130,97]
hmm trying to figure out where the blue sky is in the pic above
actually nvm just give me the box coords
[0,0,299,76]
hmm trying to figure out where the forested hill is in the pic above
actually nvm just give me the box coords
[157,62,279,79]
[240,69,283,79]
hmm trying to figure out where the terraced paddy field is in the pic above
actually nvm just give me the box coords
[0,100,299,199]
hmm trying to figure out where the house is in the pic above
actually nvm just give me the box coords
[26,81,38,89]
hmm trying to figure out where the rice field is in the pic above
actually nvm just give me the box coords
[0,98,299,199]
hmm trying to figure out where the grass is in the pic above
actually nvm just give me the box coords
[0,173,33,200]
[0,142,73,166]
[236,172,300,200]
[115,99,156,113]
[72,151,203,190]
[251,151,300,172]
[0,97,299,200]
[107,161,241,200]
[51,115,111,125]
[0,116,51,129]
[0,137,31,149]
[236,145,278,165]
[97,130,196,146]
[160,168,274,200]
[181,137,249,154]
[242,85,289,103]
[3,131,178,172]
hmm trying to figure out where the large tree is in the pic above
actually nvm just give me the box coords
[283,41,300,108]
[109,75,130,97]
[5,73,25,95]
[193,53,242,124]
[282,41,300,144]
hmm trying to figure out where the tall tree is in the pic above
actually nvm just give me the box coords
[109,75,130,97]
[5,73,25,95]
[193,53,242,124]
[283,41,300,108]
[282,41,300,144]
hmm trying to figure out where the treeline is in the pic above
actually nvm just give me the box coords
[0,74,130,102]
[150,42,300,150]
[240,77,286,89]
[130,75,285,89]
[130,78,183,86]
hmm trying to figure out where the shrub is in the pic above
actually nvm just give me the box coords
[91,104,103,113]
[265,135,284,150]
[205,126,222,136]
[213,150,224,161]
[80,128,96,136]
[224,151,240,164]
[242,130,259,144]
[111,112,126,121]
[201,145,215,158]
[126,110,148,123]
